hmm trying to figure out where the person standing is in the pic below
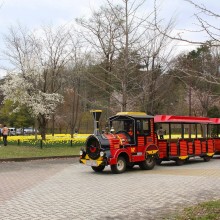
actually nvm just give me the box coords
[157,126,165,139]
[2,125,9,146]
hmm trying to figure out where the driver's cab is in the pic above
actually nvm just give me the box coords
[109,112,153,146]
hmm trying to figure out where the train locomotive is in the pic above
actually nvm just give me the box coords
[80,110,159,174]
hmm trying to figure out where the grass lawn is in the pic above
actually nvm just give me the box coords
[0,145,81,159]
[167,200,220,220]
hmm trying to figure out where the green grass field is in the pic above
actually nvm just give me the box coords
[0,145,81,159]
[0,133,87,159]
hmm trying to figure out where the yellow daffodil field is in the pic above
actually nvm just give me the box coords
[5,134,91,148]
[0,134,92,159]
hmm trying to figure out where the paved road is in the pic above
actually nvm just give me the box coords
[0,156,220,220]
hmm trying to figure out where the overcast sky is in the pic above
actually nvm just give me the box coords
[0,0,219,77]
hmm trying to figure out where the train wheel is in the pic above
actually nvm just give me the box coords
[185,157,190,163]
[203,156,211,162]
[156,159,162,165]
[126,163,135,169]
[176,159,185,166]
[139,157,156,170]
[111,157,126,174]
[91,165,105,172]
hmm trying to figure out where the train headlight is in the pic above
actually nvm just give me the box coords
[100,151,105,157]
[80,150,84,156]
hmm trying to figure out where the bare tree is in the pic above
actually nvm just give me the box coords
[76,0,175,114]
[154,0,220,83]
[76,3,124,115]
[184,0,220,45]
[169,44,220,116]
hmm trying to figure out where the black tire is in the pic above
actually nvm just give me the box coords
[139,157,156,170]
[156,159,162,165]
[176,159,185,166]
[111,156,126,174]
[203,156,211,162]
[185,157,190,163]
[91,165,105,172]
[126,163,135,169]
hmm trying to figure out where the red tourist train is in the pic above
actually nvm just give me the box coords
[79,110,218,174]
[154,115,215,165]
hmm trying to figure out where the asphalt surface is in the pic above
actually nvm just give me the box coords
[0,156,220,220]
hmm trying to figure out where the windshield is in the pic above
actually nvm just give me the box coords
[110,119,134,133]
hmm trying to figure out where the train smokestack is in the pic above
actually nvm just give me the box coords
[90,110,102,135]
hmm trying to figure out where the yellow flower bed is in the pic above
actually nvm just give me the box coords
[8,133,90,141]
[6,134,91,147]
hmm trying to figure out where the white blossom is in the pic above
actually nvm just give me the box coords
[0,71,63,119]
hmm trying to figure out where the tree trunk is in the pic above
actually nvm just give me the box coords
[51,114,55,136]
[38,114,48,140]
[34,118,38,140]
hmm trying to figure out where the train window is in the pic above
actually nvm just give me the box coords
[143,119,150,135]
[136,120,141,133]
[111,119,134,134]
[136,119,150,135]
[210,124,220,137]
[124,120,134,132]
[183,124,197,138]
[170,124,181,139]
[198,124,207,138]
[136,120,143,134]
[111,120,124,132]
[165,124,207,139]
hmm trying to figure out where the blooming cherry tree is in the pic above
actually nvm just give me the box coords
[1,25,73,139]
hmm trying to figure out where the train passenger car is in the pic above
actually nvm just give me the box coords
[154,115,215,165]
[80,110,158,174]
[209,118,220,154]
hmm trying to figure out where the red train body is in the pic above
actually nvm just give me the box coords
[80,111,158,174]
[154,115,215,165]
[209,118,220,154]
[80,111,217,174]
